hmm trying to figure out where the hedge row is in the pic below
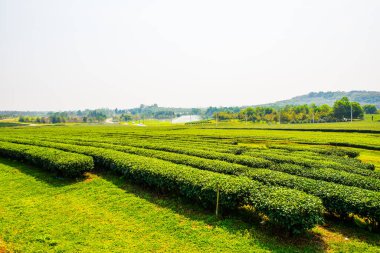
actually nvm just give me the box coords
[244,169,380,226]
[268,163,380,192]
[0,139,324,233]
[125,139,371,173]
[55,137,273,168]
[185,119,213,125]
[0,141,94,177]
[48,139,380,225]
[329,142,380,151]
[4,136,380,227]
[5,136,379,192]
[57,139,380,225]
[103,151,324,233]
[245,150,380,180]
[267,148,375,171]
[56,135,376,175]
[34,135,244,158]
[166,141,367,173]
[245,148,371,172]
[50,140,250,175]
[58,137,380,190]
[267,144,360,158]
[207,127,380,134]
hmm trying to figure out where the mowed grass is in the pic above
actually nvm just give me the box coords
[1,158,380,252]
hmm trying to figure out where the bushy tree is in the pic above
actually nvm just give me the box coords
[120,113,133,121]
[315,104,333,122]
[239,107,256,121]
[214,111,237,120]
[351,102,364,119]
[88,110,107,122]
[18,116,25,122]
[333,97,351,120]
[363,104,377,114]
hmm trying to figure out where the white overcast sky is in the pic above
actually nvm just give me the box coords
[1,0,379,111]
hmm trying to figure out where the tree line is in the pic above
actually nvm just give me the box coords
[18,109,110,124]
[210,97,378,123]
[13,98,378,124]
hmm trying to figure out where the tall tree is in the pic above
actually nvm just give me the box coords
[351,102,364,119]
[333,96,351,120]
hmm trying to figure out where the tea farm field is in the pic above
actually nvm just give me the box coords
[0,124,379,252]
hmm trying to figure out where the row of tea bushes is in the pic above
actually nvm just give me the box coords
[268,163,380,191]
[60,139,380,226]
[3,136,379,226]
[246,149,377,174]
[267,144,360,158]
[244,169,380,227]
[0,138,324,234]
[0,141,94,177]
[54,137,273,168]
[3,136,380,229]
[67,137,380,190]
[64,139,379,226]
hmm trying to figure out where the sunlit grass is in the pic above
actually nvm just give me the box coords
[0,158,379,252]
[358,150,380,171]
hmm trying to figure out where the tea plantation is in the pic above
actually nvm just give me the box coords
[0,124,379,252]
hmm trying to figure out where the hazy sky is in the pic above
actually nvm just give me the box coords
[1,0,379,111]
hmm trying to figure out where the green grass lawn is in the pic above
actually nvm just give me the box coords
[0,158,379,252]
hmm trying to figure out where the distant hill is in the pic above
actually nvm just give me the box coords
[262,91,380,108]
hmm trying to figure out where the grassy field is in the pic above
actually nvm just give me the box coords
[189,114,380,132]
[0,122,379,252]
[1,158,380,252]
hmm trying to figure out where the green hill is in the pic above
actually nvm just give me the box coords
[263,91,380,108]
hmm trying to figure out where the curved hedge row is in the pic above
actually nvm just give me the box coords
[56,140,249,175]
[288,151,375,171]
[104,151,324,233]
[3,136,379,191]
[54,139,380,225]
[0,141,94,177]
[269,163,380,192]
[89,137,374,173]
[267,144,360,158]
[62,139,380,225]
[4,137,379,226]
[266,148,375,172]
[48,137,272,168]
[56,136,375,177]
[54,136,376,176]
[58,137,380,191]
[329,142,380,151]
[244,169,380,226]
[0,139,324,233]
[245,150,380,179]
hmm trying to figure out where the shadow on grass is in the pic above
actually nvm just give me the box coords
[2,158,378,252]
[98,169,329,253]
[0,157,84,187]
[0,122,26,128]
[321,215,380,248]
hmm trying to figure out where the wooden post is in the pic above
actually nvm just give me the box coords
[216,184,220,218]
